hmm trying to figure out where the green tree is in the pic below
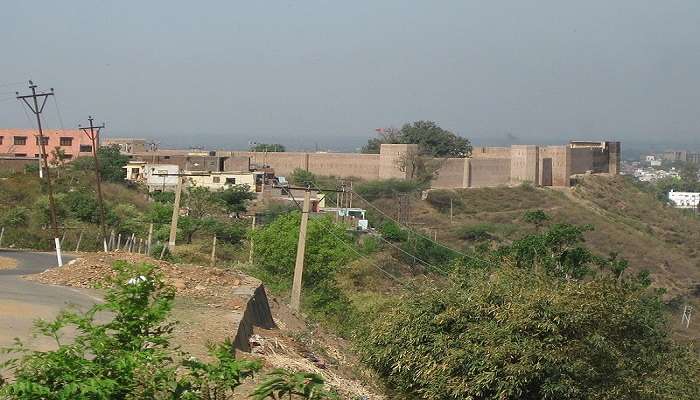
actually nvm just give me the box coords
[251,212,353,288]
[290,168,316,186]
[522,209,551,231]
[399,120,472,157]
[179,186,225,243]
[70,144,129,183]
[215,185,256,216]
[361,121,472,158]
[251,143,286,152]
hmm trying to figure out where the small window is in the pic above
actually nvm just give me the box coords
[0,136,3,145]
[63,154,73,159]
[212,176,221,183]
[164,156,171,160]
[35,136,49,145]
[13,136,27,146]
[225,178,236,185]
[34,153,48,159]
[15,153,27,157]
[59,137,73,146]
[79,145,92,153]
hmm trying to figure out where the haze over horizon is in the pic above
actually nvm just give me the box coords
[1,1,698,153]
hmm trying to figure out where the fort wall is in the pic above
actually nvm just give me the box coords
[125,141,619,190]
[468,158,511,187]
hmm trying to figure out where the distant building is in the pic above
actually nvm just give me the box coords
[103,138,148,154]
[663,150,700,164]
[0,129,93,163]
[668,190,700,209]
[123,161,259,193]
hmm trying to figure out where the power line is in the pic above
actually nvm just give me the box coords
[312,181,450,276]
[283,185,413,288]
[350,189,486,263]
[52,97,65,131]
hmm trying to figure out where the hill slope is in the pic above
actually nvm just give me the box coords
[409,176,699,297]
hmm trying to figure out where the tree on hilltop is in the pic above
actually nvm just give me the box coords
[361,121,471,158]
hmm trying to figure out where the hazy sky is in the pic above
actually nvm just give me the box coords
[1,1,698,151]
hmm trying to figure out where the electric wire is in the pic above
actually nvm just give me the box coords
[284,186,414,288]
[350,189,490,265]
[311,180,451,276]
[52,96,65,131]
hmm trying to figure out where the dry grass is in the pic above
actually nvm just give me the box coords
[0,256,18,270]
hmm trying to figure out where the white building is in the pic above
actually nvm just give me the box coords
[668,190,700,209]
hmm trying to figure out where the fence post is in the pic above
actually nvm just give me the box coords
[129,233,136,252]
[147,223,153,255]
[0,227,4,248]
[210,235,217,267]
[75,231,83,252]
[117,233,122,251]
[159,243,167,260]
[137,238,143,254]
[108,230,115,251]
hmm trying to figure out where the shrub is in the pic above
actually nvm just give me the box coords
[456,223,494,241]
[378,221,407,242]
[426,190,463,213]
[0,207,30,228]
[251,212,354,288]
[399,234,455,269]
[357,266,700,399]
[354,179,423,201]
[0,261,261,398]
[64,190,100,223]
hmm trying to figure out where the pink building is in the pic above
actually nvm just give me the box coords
[0,129,94,163]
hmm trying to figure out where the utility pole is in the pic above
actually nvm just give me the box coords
[79,116,108,252]
[168,173,184,251]
[16,81,63,266]
[248,215,256,264]
[290,189,311,311]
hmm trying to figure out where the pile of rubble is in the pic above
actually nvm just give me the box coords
[25,253,259,308]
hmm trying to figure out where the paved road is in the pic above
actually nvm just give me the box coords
[0,250,100,352]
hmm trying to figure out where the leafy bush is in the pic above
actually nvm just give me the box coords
[70,145,129,183]
[354,179,423,201]
[251,369,337,400]
[456,223,494,241]
[205,219,247,245]
[0,261,261,398]
[399,234,455,269]
[378,221,407,242]
[425,190,463,213]
[357,266,700,399]
[0,207,30,228]
[64,190,100,223]
[251,212,354,288]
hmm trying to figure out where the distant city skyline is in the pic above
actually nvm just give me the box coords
[1,1,698,155]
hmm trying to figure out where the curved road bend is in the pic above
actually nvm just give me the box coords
[0,250,101,353]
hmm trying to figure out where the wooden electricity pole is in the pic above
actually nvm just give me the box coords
[168,173,184,251]
[79,116,108,252]
[290,189,311,311]
[248,215,256,264]
[16,81,63,266]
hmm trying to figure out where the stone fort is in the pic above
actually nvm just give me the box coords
[204,140,620,189]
